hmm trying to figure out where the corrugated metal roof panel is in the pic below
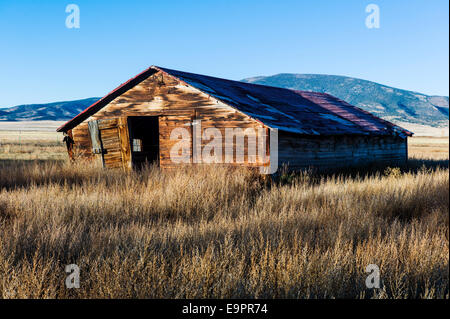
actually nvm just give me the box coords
[158,67,411,137]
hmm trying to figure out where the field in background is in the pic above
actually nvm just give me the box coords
[0,123,448,299]
[408,136,449,159]
[395,121,449,138]
[0,121,65,160]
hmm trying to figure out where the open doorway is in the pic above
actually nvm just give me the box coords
[127,116,159,169]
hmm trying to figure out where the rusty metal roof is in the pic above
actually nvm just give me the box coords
[57,66,412,137]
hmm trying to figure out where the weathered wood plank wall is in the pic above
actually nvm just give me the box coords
[72,122,93,158]
[72,70,267,169]
[278,133,407,170]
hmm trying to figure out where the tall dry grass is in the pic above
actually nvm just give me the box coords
[0,151,448,299]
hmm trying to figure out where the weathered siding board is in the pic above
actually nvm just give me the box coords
[72,122,93,158]
[118,118,131,169]
[88,121,102,154]
[278,133,406,170]
[85,73,213,120]
[159,114,193,167]
[101,125,121,168]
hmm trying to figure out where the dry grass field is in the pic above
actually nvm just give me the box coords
[0,127,448,299]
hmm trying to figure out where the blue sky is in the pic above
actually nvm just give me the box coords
[0,0,448,107]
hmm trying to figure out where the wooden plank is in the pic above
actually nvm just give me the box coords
[88,120,102,153]
[118,117,131,169]
[69,122,93,161]
[159,115,193,167]
[98,118,119,130]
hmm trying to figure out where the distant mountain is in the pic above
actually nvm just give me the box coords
[1,74,448,129]
[0,98,100,121]
[242,74,449,127]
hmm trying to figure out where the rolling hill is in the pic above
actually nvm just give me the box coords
[0,74,448,130]
[242,74,449,128]
[0,98,100,121]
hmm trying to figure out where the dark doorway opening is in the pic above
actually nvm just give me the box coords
[127,116,159,169]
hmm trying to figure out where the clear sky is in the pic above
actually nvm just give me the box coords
[0,0,448,107]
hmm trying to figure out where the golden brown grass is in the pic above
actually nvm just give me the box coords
[0,124,65,161]
[0,134,448,299]
[408,136,449,160]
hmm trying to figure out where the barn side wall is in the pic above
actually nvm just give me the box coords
[71,70,267,168]
[72,122,93,158]
[277,133,407,170]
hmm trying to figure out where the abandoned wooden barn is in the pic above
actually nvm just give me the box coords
[57,66,412,172]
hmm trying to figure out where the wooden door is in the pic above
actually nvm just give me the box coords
[87,117,131,169]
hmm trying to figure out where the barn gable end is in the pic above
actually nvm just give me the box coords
[71,70,269,169]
